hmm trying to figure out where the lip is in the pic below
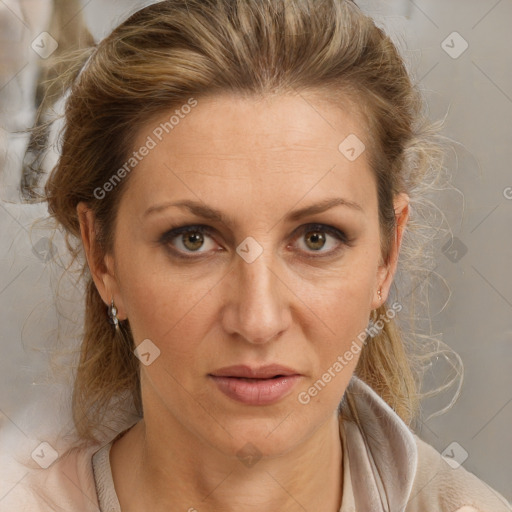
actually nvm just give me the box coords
[209,364,302,405]
[210,364,300,379]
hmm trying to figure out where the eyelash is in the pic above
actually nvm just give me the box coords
[158,223,352,261]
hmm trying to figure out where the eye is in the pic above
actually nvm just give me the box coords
[159,224,219,259]
[292,223,349,258]
[158,223,350,260]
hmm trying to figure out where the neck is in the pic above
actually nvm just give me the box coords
[110,410,344,512]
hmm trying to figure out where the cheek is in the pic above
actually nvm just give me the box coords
[299,255,376,369]
[301,254,376,324]
[116,248,220,358]
[310,287,369,367]
[294,282,372,410]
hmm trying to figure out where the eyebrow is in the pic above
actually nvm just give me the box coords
[143,197,363,224]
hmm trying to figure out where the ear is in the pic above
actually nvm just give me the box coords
[371,192,409,309]
[76,202,127,320]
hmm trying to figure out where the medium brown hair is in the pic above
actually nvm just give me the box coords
[42,0,452,442]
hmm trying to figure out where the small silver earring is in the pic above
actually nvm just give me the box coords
[108,298,119,330]
[377,288,382,301]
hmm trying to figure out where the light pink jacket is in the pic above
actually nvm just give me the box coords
[3,377,511,511]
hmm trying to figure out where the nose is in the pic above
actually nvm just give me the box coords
[221,247,291,345]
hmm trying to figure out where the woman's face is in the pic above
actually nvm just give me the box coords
[80,91,408,459]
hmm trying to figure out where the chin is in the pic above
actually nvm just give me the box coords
[201,411,320,463]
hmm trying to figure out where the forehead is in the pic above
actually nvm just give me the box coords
[138,91,367,155]
[122,92,376,217]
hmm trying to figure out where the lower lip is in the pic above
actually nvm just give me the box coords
[209,375,302,405]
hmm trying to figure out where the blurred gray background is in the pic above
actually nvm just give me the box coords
[0,0,511,505]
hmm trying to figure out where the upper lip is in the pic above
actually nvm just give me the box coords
[209,364,301,379]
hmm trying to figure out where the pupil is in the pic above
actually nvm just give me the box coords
[184,232,203,250]
[307,231,325,250]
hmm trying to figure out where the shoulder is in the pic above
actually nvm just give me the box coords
[342,376,511,512]
[0,443,103,512]
[407,435,512,512]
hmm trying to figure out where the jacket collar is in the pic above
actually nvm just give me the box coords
[339,376,418,512]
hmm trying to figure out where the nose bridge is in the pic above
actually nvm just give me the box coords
[228,242,289,344]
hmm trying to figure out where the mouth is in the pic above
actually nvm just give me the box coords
[224,375,288,382]
[209,364,301,379]
[208,365,302,405]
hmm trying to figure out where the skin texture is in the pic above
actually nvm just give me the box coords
[77,91,409,512]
